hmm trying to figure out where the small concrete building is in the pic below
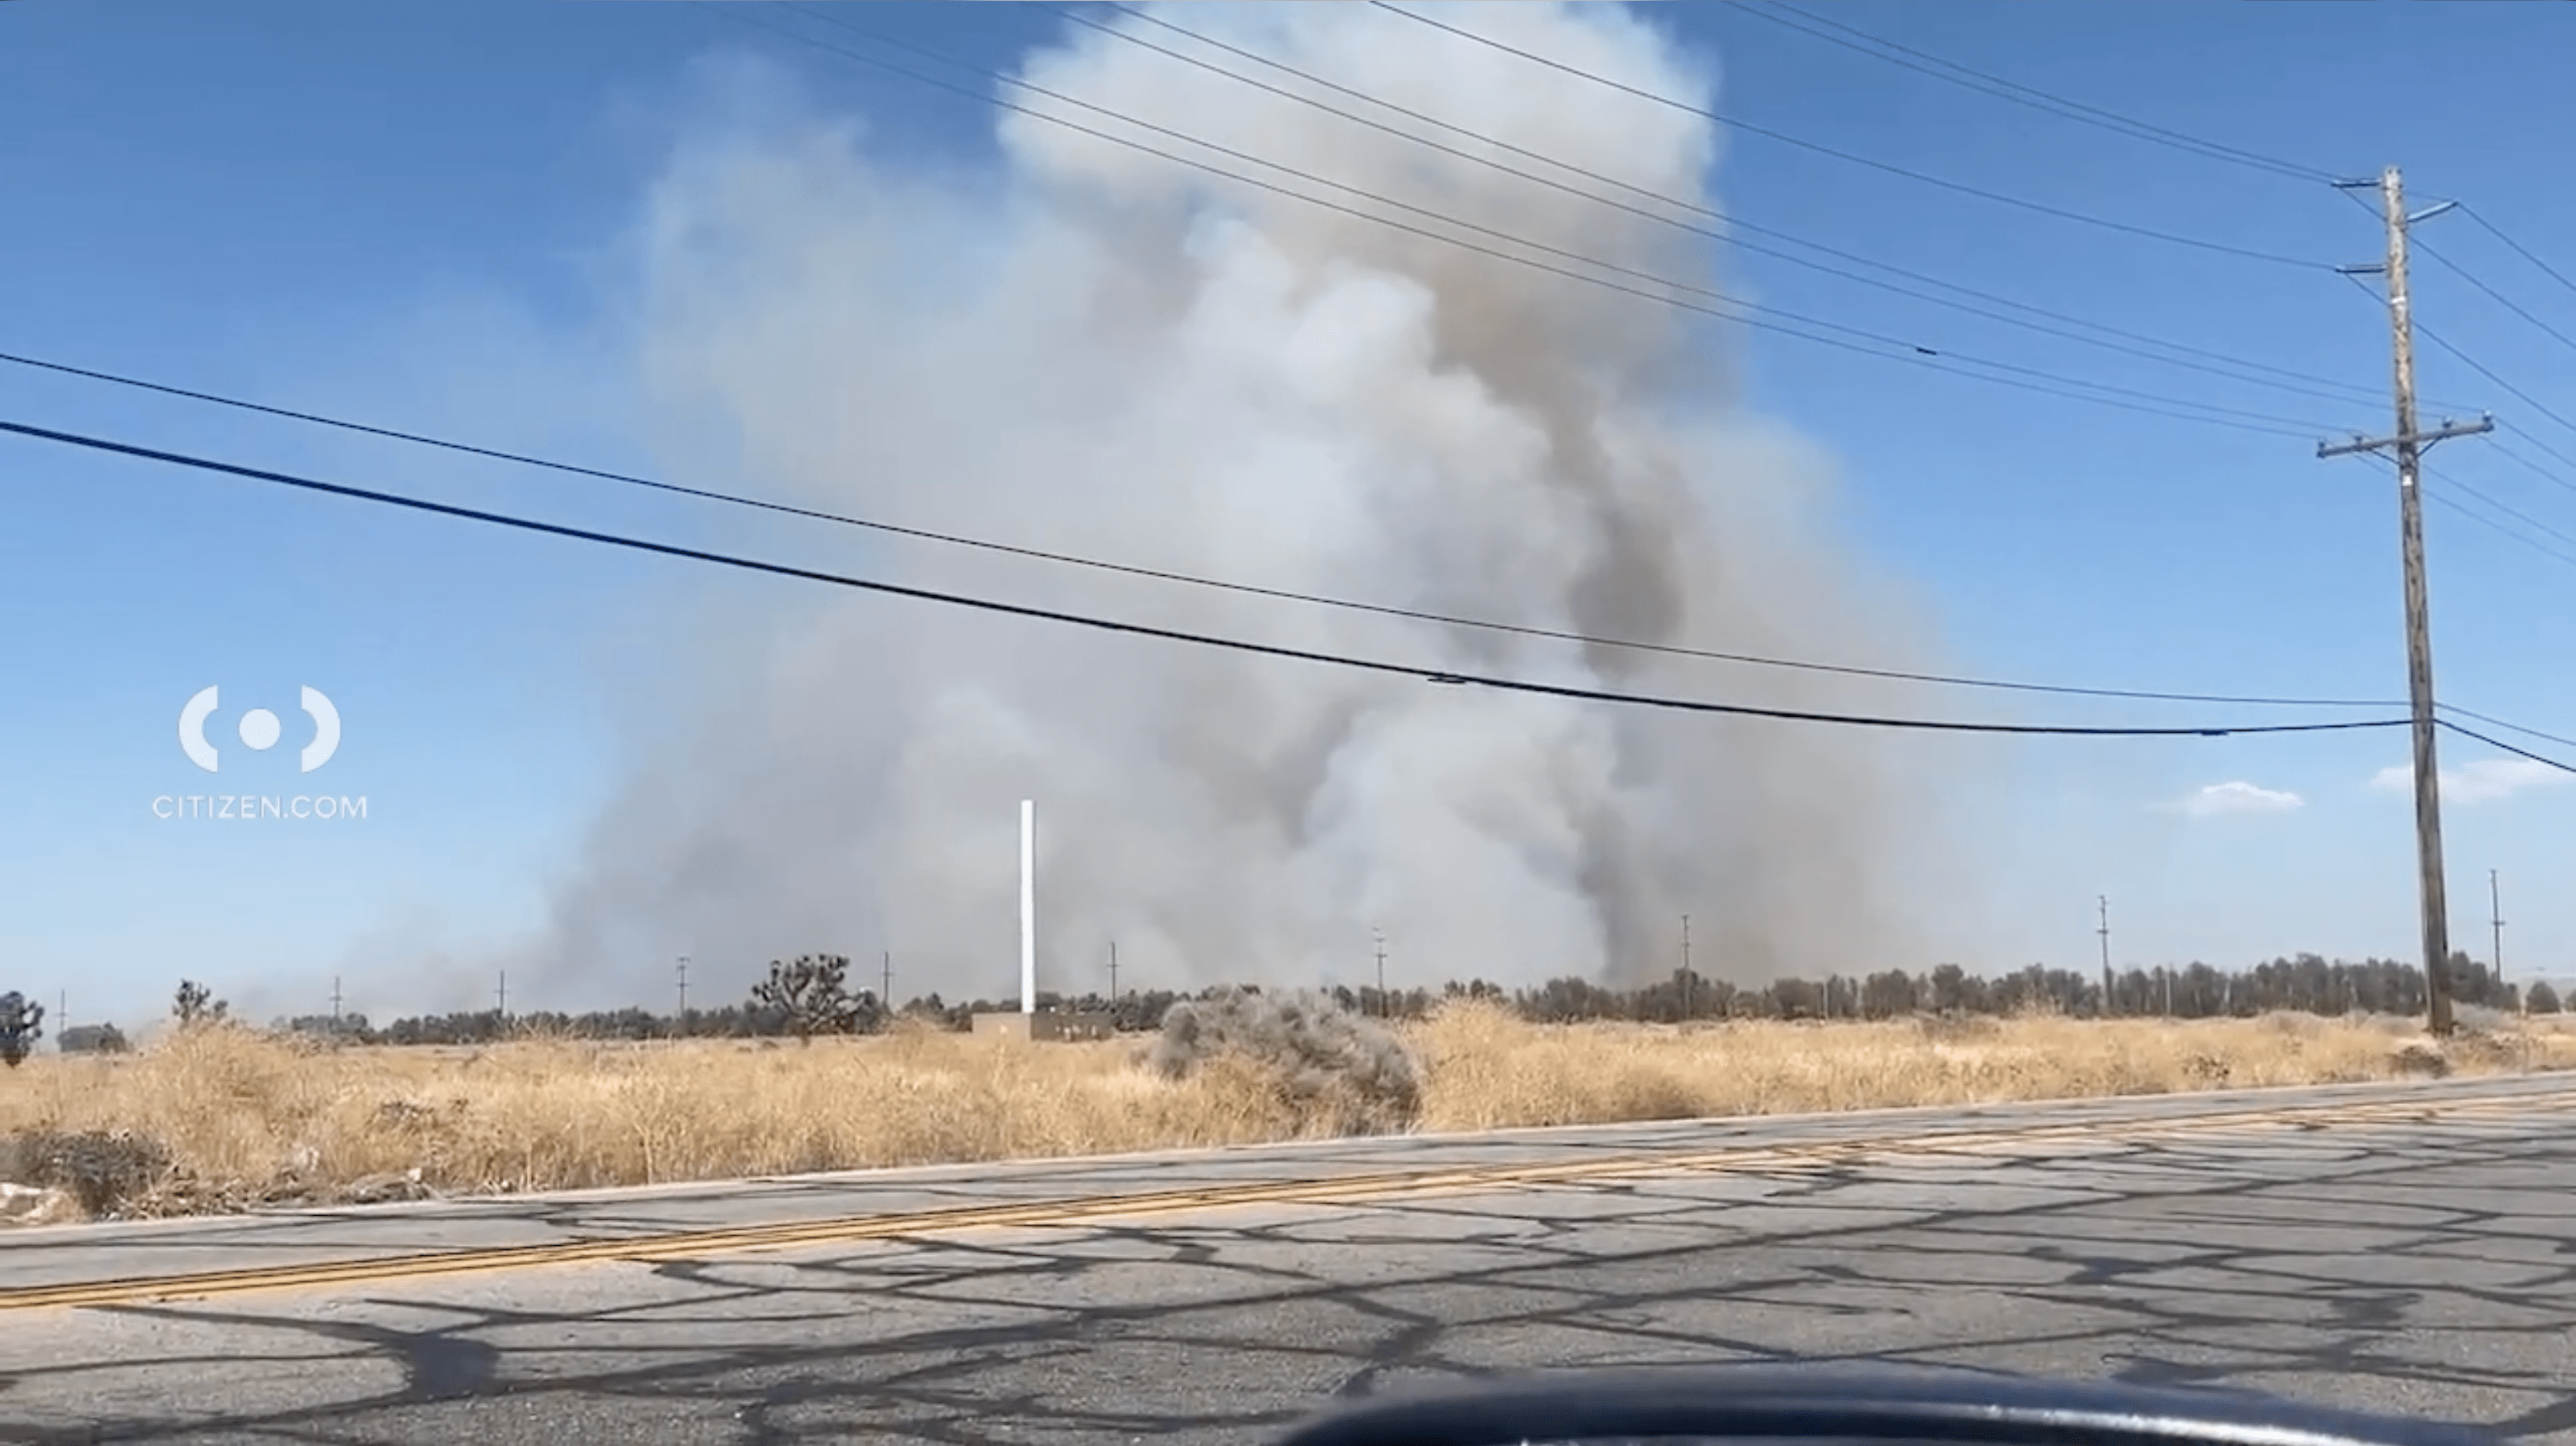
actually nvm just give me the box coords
[971,1011,1119,1043]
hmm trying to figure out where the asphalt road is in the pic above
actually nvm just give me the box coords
[3,1073,2573,1444]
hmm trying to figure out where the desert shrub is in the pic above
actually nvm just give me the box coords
[0,1128,172,1217]
[1153,985,1421,1135]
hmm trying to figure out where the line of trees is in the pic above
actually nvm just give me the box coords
[33,949,2548,1053]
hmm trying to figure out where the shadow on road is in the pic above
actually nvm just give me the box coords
[3,1107,2571,1444]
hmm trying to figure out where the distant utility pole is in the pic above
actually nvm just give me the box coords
[2098,896,2112,1017]
[1108,940,1119,1001]
[330,976,343,1024]
[676,955,689,1026]
[1680,914,1694,1019]
[1373,928,1387,1015]
[2490,869,2505,986]
[496,970,508,1021]
[882,950,893,1009]
[2320,163,2492,1039]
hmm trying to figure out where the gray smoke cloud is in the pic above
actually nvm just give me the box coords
[451,1,1993,1012]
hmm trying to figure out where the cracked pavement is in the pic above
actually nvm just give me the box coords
[2,1076,2571,1444]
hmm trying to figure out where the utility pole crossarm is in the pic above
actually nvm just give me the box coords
[2317,414,2493,459]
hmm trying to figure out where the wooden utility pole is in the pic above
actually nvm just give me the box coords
[1108,940,1119,1001]
[676,955,689,1028]
[2320,164,2492,1038]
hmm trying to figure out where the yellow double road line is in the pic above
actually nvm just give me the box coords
[5,1087,2558,1311]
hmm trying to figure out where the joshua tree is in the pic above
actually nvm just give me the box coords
[0,991,43,1067]
[749,954,880,1044]
[172,979,230,1027]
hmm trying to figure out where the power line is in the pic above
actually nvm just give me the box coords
[1719,0,2336,184]
[2440,704,2576,757]
[2415,317,2576,439]
[0,347,2407,711]
[2390,475,2576,751]
[2334,215,2576,445]
[1740,0,2576,433]
[741,10,2571,748]
[2339,264,2573,439]
[2461,204,2576,303]
[2431,465,2576,555]
[2341,431,2576,571]
[2496,425,2576,478]
[2414,235,2576,359]
[0,414,2424,742]
[731,5,2343,440]
[1061,2,2413,416]
[2440,717,2576,777]
[1366,0,2331,271]
[1074,2,2469,449]
[2422,470,2576,571]
[758,10,2576,746]
[2489,436,2576,499]
[2310,453,2576,751]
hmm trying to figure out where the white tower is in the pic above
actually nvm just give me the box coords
[1020,798,1036,1014]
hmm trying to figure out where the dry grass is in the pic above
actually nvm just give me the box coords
[3,1004,2568,1221]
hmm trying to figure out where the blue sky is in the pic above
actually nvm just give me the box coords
[4,2,2573,1029]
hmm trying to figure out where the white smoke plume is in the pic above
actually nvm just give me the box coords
[466,1,1989,1010]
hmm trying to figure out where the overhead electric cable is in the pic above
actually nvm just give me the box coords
[2413,236,2576,358]
[2437,718,2576,777]
[2328,449,2576,579]
[0,415,2423,742]
[2460,205,2576,302]
[2423,488,2576,573]
[2331,212,2576,445]
[0,347,2402,710]
[2489,437,2576,500]
[2425,463,2576,554]
[1056,2,2410,415]
[727,5,2342,439]
[2437,705,2576,756]
[1733,0,2576,436]
[2414,318,2576,440]
[1366,1,2331,271]
[2496,425,2576,478]
[1717,0,2337,183]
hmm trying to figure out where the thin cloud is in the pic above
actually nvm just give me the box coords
[2178,781,2305,818]
[2368,758,2573,804]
